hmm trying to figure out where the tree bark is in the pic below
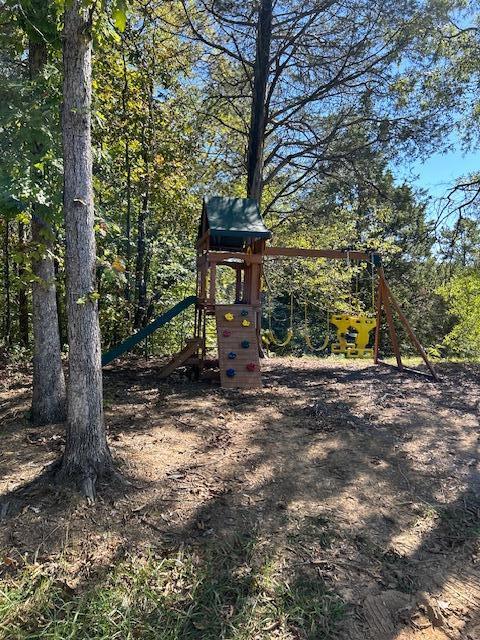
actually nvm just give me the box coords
[2,221,11,348]
[54,258,67,349]
[55,0,113,497]
[133,188,148,328]
[134,120,150,329]
[246,0,273,204]
[17,221,29,348]
[31,217,67,425]
[29,32,67,426]
[121,48,132,307]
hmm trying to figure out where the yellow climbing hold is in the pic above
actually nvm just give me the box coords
[242,319,251,327]
[225,312,234,321]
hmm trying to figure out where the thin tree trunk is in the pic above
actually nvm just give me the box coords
[246,0,273,204]
[29,31,67,426]
[17,221,29,347]
[55,0,113,497]
[125,138,132,302]
[54,258,67,348]
[2,221,11,348]
[122,48,132,306]
[31,218,67,424]
[134,121,150,329]
[134,189,148,328]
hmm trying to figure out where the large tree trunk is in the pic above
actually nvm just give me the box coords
[246,0,273,204]
[29,32,67,426]
[55,0,113,497]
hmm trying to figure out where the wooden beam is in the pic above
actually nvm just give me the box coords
[376,360,437,381]
[265,247,370,261]
[235,266,242,302]
[373,277,383,364]
[211,260,248,268]
[380,276,403,370]
[381,277,439,381]
[207,251,263,264]
[158,338,203,379]
[209,263,216,304]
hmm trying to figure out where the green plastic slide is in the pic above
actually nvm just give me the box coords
[101,295,196,366]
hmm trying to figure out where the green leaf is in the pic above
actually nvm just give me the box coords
[112,7,126,32]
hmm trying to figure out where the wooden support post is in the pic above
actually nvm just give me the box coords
[209,263,216,304]
[382,278,438,381]
[198,257,207,302]
[235,266,242,302]
[380,275,403,370]
[201,309,207,363]
[373,276,383,364]
[250,262,261,306]
[244,265,252,304]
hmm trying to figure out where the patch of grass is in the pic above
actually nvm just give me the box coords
[0,535,345,640]
[288,514,337,550]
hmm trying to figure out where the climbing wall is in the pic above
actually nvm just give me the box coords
[215,304,262,389]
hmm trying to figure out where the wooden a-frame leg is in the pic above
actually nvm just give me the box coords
[380,275,403,370]
[373,277,383,364]
[382,278,438,381]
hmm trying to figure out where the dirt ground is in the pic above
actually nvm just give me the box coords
[1,356,479,639]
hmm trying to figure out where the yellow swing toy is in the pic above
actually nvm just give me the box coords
[330,260,377,358]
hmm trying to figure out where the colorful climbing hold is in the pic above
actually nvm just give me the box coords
[226,368,236,377]
[241,309,249,316]
[222,329,231,337]
[228,352,237,359]
[246,362,256,372]
[241,340,250,349]
[242,319,251,327]
[225,312,234,321]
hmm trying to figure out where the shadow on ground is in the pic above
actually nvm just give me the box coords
[0,357,479,639]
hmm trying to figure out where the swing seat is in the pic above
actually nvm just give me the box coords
[331,342,355,354]
[304,332,329,351]
[263,328,294,347]
[345,347,374,359]
[330,314,356,353]
[348,316,376,352]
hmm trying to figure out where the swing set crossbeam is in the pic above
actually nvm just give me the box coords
[265,247,372,261]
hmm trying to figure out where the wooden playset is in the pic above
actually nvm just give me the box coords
[102,196,438,385]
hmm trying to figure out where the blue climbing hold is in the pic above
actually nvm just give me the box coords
[241,340,250,349]
[226,368,236,377]
[228,352,237,359]
[241,309,249,316]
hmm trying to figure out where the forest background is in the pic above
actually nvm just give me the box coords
[1,0,480,365]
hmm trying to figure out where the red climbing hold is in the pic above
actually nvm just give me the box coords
[246,362,256,372]
[223,330,231,337]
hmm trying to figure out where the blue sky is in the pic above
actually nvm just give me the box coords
[394,149,480,201]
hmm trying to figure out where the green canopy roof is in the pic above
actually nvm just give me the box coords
[202,196,271,240]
